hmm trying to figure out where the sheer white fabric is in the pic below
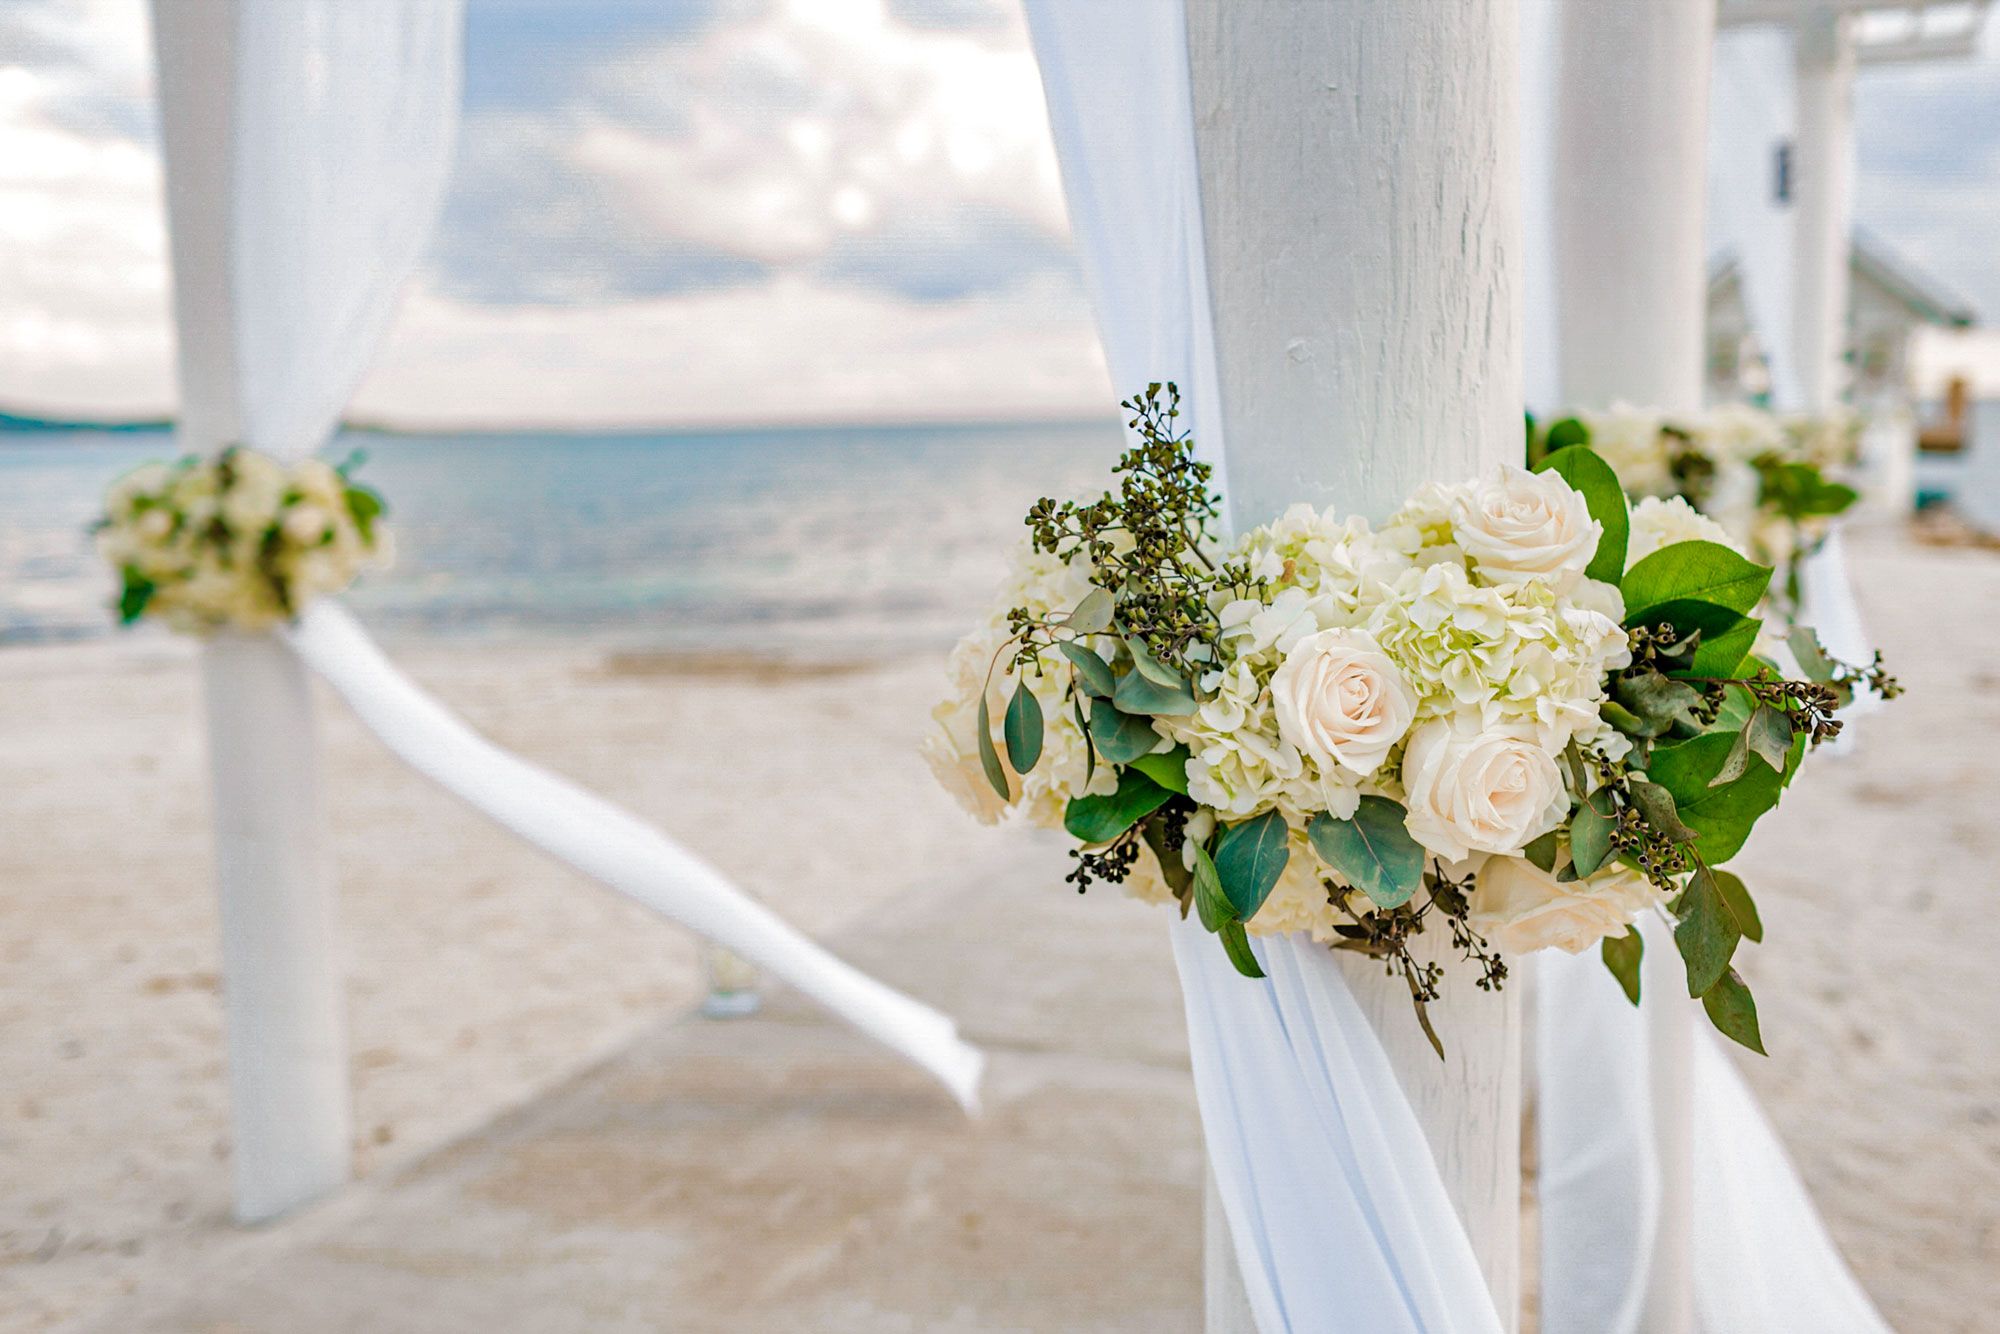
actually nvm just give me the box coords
[150,0,981,1108]
[1027,5,1504,1330]
[286,604,983,1110]
[1526,13,1890,1333]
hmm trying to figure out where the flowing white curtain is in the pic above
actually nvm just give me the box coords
[1524,9,1889,1331]
[1026,6,1504,1330]
[150,0,980,1114]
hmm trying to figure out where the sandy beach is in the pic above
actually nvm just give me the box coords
[3,527,1998,1331]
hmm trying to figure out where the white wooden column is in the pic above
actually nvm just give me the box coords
[1791,5,1858,412]
[1185,3,1524,1325]
[153,1,352,1223]
[1551,5,1716,1330]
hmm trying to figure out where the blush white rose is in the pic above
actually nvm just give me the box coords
[1269,628,1418,778]
[1449,464,1601,594]
[1400,719,1569,862]
[1468,854,1665,955]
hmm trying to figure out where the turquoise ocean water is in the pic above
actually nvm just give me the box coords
[0,422,1125,655]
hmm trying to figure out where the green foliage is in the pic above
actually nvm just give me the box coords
[117,569,155,625]
[975,693,1009,800]
[1213,810,1290,921]
[1622,541,1773,622]
[1217,920,1266,979]
[1534,445,1629,584]
[1544,416,1590,455]
[1568,786,1617,877]
[1646,732,1785,863]
[344,484,385,544]
[1087,702,1163,763]
[1307,798,1425,909]
[1063,769,1171,843]
[1601,927,1644,1005]
[1003,680,1043,773]
[1022,383,1259,677]
[1712,869,1763,943]
[1674,863,1741,997]
[1128,746,1190,794]
[1192,844,1231,932]
[1112,664,1199,716]
[1060,641,1116,698]
[1702,968,1766,1054]
[1065,587,1115,634]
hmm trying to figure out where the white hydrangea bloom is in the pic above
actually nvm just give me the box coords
[1626,495,1743,566]
[1579,402,1674,496]
[921,541,1121,830]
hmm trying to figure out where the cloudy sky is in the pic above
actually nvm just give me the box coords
[2,0,1997,428]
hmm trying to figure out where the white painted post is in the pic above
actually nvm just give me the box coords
[1792,5,1858,413]
[1184,3,1524,1325]
[202,635,351,1223]
[152,1,352,1222]
[1550,4,1717,1329]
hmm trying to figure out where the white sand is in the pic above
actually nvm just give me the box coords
[2,528,1996,1331]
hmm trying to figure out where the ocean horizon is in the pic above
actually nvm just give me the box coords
[0,421,1127,656]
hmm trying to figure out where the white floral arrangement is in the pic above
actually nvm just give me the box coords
[96,447,388,633]
[928,385,1896,1053]
[1531,402,1861,608]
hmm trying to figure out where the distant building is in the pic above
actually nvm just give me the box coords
[1706,231,1977,409]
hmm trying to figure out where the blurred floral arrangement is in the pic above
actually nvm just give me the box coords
[96,448,388,633]
[1529,403,1862,611]
[928,384,1895,1055]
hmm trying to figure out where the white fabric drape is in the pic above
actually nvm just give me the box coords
[1027,6,1504,1330]
[1525,10,1889,1332]
[151,0,981,1111]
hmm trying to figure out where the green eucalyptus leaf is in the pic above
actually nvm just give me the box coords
[1534,445,1628,584]
[1702,968,1766,1054]
[1623,541,1772,622]
[975,693,1009,800]
[1712,726,1755,788]
[1674,863,1741,997]
[1628,779,1698,844]
[1787,626,1837,683]
[1745,704,1794,775]
[1129,746,1190,794]
[1088,702,1162,763]
[1522,830,1560,874]
[1113,667,1199,717]
[1065,587,1116,635]
[1063,769,1171,843]
[1061,641,1117,698]
[1214,810,1291,921]
[1631,599,1762,678]
[1072,695,1095,788]
[1124,635,1183,688]
[1307,798,1425,909]
[1192,844,1232,933]
[1569,786,1617,877]
[1616,669,1706,733]
[1003,680,1044,773]
[1601,927,1644,1006]
[1712,868,1763,943]
[1646,732,1786,863]
[1217,919,1267,979]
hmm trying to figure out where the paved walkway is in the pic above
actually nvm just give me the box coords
[86,839,1207,1332]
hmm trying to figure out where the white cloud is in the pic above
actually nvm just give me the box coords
[0,53,171,416]
[352,269,1109,429]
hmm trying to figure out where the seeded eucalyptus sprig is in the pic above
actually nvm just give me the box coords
[1021,382,1262,677]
